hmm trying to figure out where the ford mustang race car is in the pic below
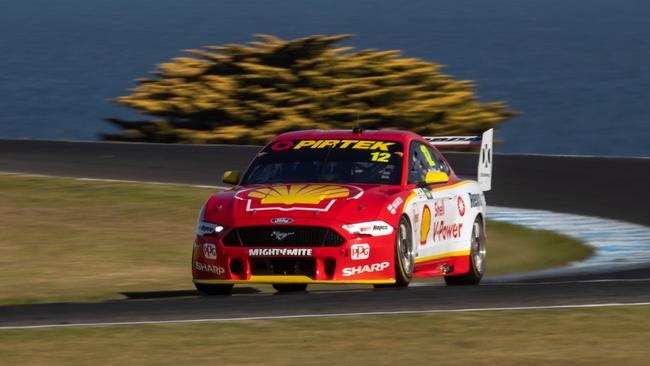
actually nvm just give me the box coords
[192,128,493,294]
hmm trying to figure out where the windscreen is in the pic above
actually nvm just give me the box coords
[241,139,404,185]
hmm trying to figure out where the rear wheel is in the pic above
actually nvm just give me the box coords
[273,284,308,293]
[194,282,234,295]
[444,217,486,286]
[375,216,413,288]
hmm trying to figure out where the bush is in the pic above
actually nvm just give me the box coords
[105,34,515,144]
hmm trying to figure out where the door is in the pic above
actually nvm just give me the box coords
[406,141,457,261]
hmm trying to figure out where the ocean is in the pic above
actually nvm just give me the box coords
[1,0,648,156]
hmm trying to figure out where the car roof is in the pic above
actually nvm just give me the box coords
[272,129,422,144]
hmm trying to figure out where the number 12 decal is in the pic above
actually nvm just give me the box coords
[370,152,391,162]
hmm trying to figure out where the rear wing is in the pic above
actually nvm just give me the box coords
[424,129,493,191]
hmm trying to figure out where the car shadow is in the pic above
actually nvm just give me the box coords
[121,287,261,299]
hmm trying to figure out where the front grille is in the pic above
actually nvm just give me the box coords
[250,258,316,276]
[222,226,344,247]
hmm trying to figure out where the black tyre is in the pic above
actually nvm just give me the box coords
[273,284,308,292]
[375,215,413,288]
[195,282,234,295]
[444,217,486,286]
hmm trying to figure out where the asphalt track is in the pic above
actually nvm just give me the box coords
[1,139,649,328]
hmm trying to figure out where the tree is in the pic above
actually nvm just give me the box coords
[105,34,515,144]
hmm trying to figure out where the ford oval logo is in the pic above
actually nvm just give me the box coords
[271,218,293,224]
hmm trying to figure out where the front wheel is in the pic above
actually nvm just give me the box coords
[375,216,413,288]
[444,217,486,286]
[195,282,233,295]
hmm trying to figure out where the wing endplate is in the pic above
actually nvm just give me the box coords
[477,129,493,191]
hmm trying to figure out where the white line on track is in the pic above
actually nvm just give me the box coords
[1,302,649,331]
[486,278,650,286]
[410,278,650,287]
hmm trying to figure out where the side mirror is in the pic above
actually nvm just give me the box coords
[424,171,449,185]
[222,170,241,185]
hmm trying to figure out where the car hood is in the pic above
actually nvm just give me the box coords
[203,183,403,225]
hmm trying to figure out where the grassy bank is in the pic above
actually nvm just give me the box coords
[1,305,648,365]
[0,173,592,304]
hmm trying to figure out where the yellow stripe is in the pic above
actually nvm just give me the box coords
[194,275,395,285]
[431,180,474,192]
[402,192,417,212]
[403,180,474,211]
[414,250,470,264]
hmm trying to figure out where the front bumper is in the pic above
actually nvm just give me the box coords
[192,225,396,285]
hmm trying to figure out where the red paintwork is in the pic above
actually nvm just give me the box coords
[413,255,471,278]
[192,130,470,283]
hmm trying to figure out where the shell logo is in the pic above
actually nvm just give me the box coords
[420,204,431,245]
[248,184,351,205]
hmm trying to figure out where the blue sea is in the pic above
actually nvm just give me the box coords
[1,0,649,156]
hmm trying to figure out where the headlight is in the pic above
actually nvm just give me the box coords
[341,221,394,236]
[196,221,225,236]
[195,203,225,236]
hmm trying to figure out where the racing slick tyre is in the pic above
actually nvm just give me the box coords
[195,283,234,295]
[375,215,414,288]
[273,284,308,292]
[444,217,486,286]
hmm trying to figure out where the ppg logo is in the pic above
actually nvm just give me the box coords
[351,243,370,260]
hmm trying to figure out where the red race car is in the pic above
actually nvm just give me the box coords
[192,128,493,294]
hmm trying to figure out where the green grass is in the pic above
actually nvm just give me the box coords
[0,173,591,305]
[485,220,592,275]
[1,305,648,366]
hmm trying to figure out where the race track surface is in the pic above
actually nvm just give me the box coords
[1,139,649,328]
[2,278,650,328]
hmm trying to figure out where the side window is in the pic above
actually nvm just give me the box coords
[426,144,450,175]
[408,142,449,184]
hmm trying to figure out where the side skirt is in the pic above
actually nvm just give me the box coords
[413,253,471,278]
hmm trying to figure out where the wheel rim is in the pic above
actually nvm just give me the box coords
[472,221,486,274]
[398,219,413,276]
